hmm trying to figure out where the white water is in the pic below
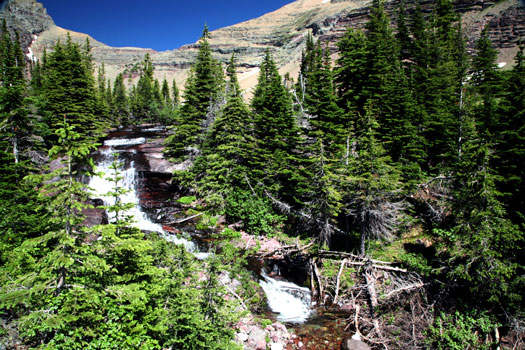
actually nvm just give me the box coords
[89,144,206,257]
[259,271,313,323]
[104,137,146,147]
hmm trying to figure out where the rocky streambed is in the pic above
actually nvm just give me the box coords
[86,125,356,350]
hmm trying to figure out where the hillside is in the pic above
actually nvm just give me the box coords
[1,0,524,92]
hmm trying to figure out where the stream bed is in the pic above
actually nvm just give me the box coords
[88,125,351,349]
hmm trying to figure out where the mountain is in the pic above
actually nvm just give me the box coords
[1,0,524,92]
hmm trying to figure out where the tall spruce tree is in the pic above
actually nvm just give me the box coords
[165,26,224,161]
[499,47,525,228]
[192,55,254,199]
[112,73,129,124]
[39,35,105,141]
[0,21,31,163]
[250,49,299,195]
[451,123,522,307]
[344,105,404,256]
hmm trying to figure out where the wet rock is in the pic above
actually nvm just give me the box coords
[82,199,108,227]
[341,337,371,350]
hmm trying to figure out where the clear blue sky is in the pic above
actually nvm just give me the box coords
[40,0,294,52]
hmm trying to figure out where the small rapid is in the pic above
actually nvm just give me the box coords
[259,271,313,324]
[88,137,204,257]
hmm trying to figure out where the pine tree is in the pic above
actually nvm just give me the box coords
[451,124,522,306]
[192,55,254,199]
[250,49,299,195]
[39,35,106,141]
[396,0,412,63]
[134,53,158,122]
[161,78,172,106]
[469,26,502,137]
[302,141,343,247]
[344,105,404,256]
[165,26,224,161]
[298,40,345,154]
[172,79,180,106]
[112,73,129,123]
[0,21,31,163]
[498,46,525,227]
[335,28,368,116]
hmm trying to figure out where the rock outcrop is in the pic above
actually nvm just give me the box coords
[1,0,524,91]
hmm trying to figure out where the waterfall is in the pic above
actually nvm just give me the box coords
[259,271,313,323]
[88,140,207,258]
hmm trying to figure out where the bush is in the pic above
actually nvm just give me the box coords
[427,310,499,350]
[224,191,284,236]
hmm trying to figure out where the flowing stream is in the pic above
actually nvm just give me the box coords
[88,134,202,256]
[259,271,313,323]
[89,127,316,332]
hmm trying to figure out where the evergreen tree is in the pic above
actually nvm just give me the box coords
[161,78,172,106]
[192,55,254,199]
[134,53,158,122]
[396,0,412,63]
[250,49,299,196]
[298,40,345,153]
[39,35,106,141]
[172,79,180,106]
[112,73,129,123]
[302,141,343,247]
[469,26,502,137]
[344,106,404,256]
[499,46,525,227]
[451,125,522,306]
[0,21,31,163]
[165,26,224,161]
[335,28,368,116]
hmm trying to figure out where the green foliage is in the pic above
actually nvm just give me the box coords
[177,195,197,205]
[225,190,284,236]
[165,26,225,161]
[38,35,107,141]
[427,311,499,350]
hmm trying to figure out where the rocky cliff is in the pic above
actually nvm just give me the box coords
[1,0,524,92]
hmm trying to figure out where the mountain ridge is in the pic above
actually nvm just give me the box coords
[1,0,524,92]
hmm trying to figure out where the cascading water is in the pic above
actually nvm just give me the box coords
[88,137,206,257]
[259,271,313,323]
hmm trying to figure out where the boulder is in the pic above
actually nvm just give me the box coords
[341,337,371,350]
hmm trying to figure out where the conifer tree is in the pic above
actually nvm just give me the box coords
[451,123,522,306]
[344,105,404,256]
[298,40,345,153]
[469,26,502,137]
[302,141,343,247]
[134,53,158,122]
[112,73,129,123]
[165,26,224,160]
[39,35,105,141]
[498,46,525,227]
[335,28,368,115]
[172,79,180,106]
[251,49,299,195]
[161,78,172,106]
[192,55,254,199]
[0,21,31,163]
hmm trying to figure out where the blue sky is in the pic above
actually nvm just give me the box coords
[40,0,294,52]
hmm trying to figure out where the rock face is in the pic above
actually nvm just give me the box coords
[1,0,524,91]
[0,0,54,50]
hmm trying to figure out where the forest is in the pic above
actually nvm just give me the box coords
[0,0,524,348]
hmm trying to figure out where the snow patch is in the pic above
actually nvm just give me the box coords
[26,35,38,62]
[497,62,506,68]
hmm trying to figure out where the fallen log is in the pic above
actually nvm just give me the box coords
[167,212,203,224]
